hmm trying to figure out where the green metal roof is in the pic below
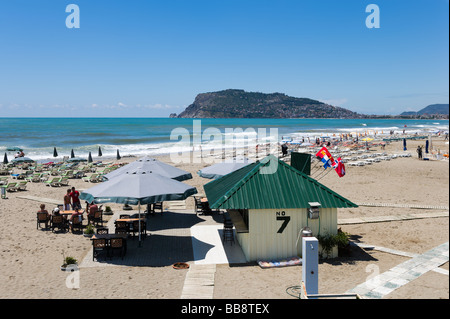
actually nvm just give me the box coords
[204,155,358,210]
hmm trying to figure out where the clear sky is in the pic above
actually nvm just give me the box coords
[0,0,448,117]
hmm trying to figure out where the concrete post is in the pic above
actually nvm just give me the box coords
[302,237,319,297]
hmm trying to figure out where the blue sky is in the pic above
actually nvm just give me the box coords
[0,0,448,117]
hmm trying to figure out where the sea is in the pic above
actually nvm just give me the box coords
[0,118,448,163]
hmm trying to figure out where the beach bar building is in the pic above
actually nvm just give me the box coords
[204,155,358,261]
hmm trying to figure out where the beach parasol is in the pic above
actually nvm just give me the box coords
[3,153,8,164]
[53,147,58,158]
[71,149,75,158]
[80,169,197,244]
[300,142,313,146]
[6,147,23,152]
[198,157,254,179]
[104,156,192,181]
[11,157,35,163]
[116,149,121,160]
[425,140,429,154]
[403,138,407,151]
[98,147,103,157]
[88,152,93,163]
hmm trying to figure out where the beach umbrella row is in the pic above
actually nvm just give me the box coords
[49,147,118,161]
[3,147,125,166]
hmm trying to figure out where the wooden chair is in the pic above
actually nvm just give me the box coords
[201,201,212,215]
[51,215,67,233]
[152,202,163,214]
[115,221,129,236]
[96,227,109,235]
[91,211,103,227]
[70,215,83,233]
[131,220,146,239]
[36,212,50,229]
[194,197,203,215]
[92,239,108,261]
[109,238,125,260]
[115,228,128,236]
[223,221,235,245]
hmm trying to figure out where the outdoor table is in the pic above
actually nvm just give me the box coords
[92,233,128,240]
[116,218,145,223]
[60,210,85,220]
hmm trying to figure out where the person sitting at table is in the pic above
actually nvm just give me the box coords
[52,207,61,216]
[68,208,83,231]
[38,204,51,228]
[69,208,83,221]
[87,201,99,224]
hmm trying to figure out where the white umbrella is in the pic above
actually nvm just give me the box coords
[80,169,197,244]
[104,156,192,181]
[198,157,254,179]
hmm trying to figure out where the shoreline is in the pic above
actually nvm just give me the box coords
[1,118,448,163]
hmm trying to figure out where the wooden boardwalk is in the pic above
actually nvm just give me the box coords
[180,264,216,299]
[338,211,448,225]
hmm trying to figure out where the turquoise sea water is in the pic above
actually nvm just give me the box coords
[0,118,448,162]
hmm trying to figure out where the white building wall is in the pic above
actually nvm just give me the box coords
[236,208,338,261]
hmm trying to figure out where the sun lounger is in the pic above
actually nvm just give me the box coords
[348,161,366,166]
[1,182,18,192]
[59,177,69,186]
[17,181,28,191]
[400,153,412,157]
[27,173,42,183]
[83,174,100,183]
[61,170,74,179]
[11,172,27,180]
[45,177,62,187]
[0,176,8,185]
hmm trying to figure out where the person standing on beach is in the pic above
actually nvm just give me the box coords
[69,187,82,210]
[63,189,71,211]
[417,145,423,160]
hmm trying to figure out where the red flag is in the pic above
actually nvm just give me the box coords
[315,147,336,169]
[334,157,345,177]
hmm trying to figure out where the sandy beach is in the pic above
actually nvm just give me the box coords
[0,137,448,300]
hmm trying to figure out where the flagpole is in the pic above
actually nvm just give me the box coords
[138,202,142,247]
[313,168,328,180]
[316,168,333,182]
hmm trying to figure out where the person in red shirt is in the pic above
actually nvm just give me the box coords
[69,187,82,210]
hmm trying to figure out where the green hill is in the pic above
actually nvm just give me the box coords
[401,104,449,116]
[176,89,362,119]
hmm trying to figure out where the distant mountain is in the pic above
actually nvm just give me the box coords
[176,89,362,119]
[400,104,449,116]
